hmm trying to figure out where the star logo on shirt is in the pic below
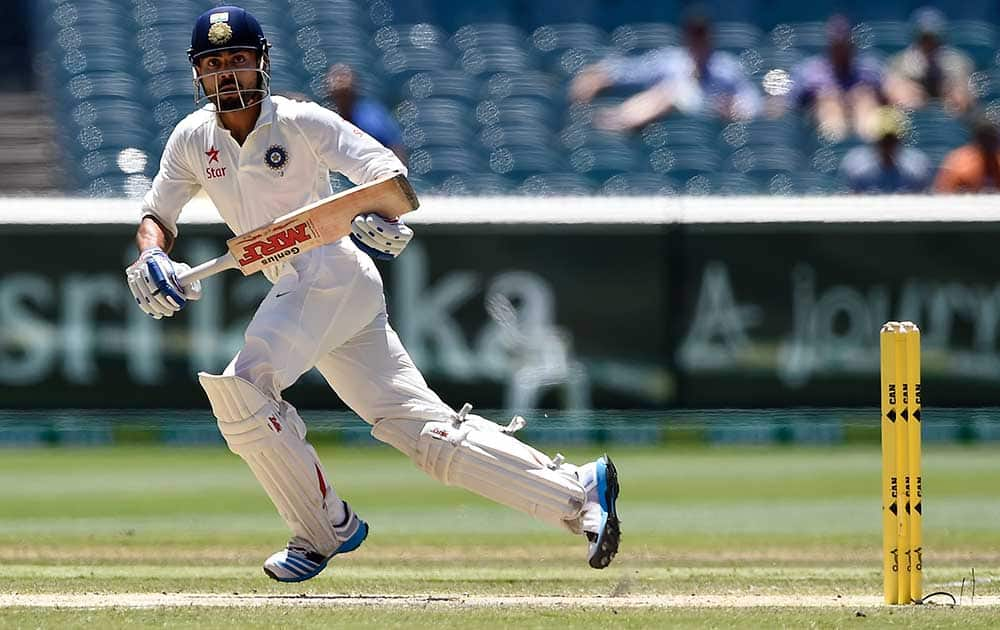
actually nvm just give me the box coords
[205,146,220,164]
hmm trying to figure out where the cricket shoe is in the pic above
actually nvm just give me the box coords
[263,503,369,583]
[580,454,620,569]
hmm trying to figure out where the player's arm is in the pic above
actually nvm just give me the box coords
[137,214,174,252]
[125,127,205,319]
[294,103,415,260]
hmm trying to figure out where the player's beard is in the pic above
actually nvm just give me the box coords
[211,75,262,110]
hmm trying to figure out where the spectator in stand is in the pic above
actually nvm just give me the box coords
[787,15,884,143]
[839,107,931,193]
[885,8,974,114]
[326,64,406,162]
[569,10,761,131]
[934,112,1000,192]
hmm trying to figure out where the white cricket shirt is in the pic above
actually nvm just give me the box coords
[140,95,405,238]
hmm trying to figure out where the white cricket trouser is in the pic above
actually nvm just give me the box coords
[222,237,589,535]
[226,236,449,421]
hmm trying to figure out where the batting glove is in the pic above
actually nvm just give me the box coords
[350,213,414,261]
[125,248,202,319]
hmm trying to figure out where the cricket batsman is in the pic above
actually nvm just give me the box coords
[124,6,620,582]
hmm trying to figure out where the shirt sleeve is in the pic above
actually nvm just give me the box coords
[292,102,406,185]
[139,125,200,237]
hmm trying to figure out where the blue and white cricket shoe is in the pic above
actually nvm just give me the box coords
[585,454,620,569]
[263,504,369,583]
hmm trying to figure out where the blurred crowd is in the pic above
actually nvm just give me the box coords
[331,6,1000,194]
[21,0,1000,197]
[565,7,1000,193]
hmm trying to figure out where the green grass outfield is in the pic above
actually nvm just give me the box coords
[1,444,998,628]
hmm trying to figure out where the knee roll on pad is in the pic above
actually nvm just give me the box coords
[199,373,340,554]
[371,415,587,532]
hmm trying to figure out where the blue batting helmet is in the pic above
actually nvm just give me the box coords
[187,6,272,112]
[188,6,270,63]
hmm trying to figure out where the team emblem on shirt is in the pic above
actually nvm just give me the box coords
[265,145,288,171]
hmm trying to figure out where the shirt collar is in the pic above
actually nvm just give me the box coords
[254,95,276,129]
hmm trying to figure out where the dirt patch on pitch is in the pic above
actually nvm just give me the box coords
[2,593,996,609]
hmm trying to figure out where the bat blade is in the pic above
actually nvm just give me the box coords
[177,174,417,286]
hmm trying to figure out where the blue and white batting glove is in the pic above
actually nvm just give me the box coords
[125,248,202,319]
[350,213,414,261]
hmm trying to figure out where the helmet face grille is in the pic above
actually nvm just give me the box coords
[191,59,271,113]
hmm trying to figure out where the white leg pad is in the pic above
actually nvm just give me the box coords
[371,415,587,533]
[199,372,341,555]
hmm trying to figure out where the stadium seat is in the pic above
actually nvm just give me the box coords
[288,0,366,28]
[489,144,565,175]
[855,20,909,54]
[429,3,515,33]
[910,106,969,147]
[792,172,848,194]
[713,22,763,53]
[459,47,536,75]
[518,172,595,195]
[436,172,517,195]
[531,23,608,53]
[649,146,721,178]
[405,71,481,101]
[641,118,722,149]
[407,145,486,179]
[601,173,678,195]
[53,45,138,80]
[568,141,637,176]
[451,23,528,51]
[780,22,828,54]
[518,0,602,30]
[395,97,476,128]
[63,98,148,131]
[375,23,448,51]
[947,20,996,69]
[482,71,561,102]
[721,117,801,149]
[729,146,804,178]
[475,97,559,128]
[479,123,555,150]
[381,46,455,77]
[83,172,154,198]
[62,71,144,101]
[146,23,198,63]
[714,172,760,195]
[402,121,477,150]
[530,23,612,77]
[610,23,680,54]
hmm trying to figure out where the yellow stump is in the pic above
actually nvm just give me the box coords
[879,323,899,604]
[904,323,923,601]
[879,321,922,605]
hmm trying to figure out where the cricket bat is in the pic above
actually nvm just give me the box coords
[176,174,418,287]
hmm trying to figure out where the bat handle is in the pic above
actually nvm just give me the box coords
[177,253,238,287]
